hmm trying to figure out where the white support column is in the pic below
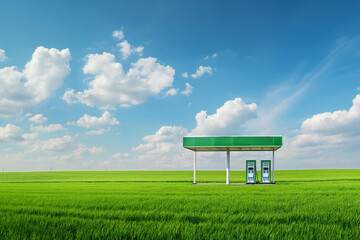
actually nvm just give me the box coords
[193,150,197,184]
[272,150,275,183]
[226,149,230,185]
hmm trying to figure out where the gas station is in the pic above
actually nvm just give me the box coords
[183,136,282,185]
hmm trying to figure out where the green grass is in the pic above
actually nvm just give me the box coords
[1,170,360,239]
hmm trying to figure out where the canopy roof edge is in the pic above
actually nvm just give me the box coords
[183,136,282,152]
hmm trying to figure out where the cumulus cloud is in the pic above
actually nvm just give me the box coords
[42,135,76,152]
[63,53,175,109]
[131,98,258,169]
[75,111,119,128]
[191,66,212,78]
[301,94,360,136]
[40,135,103,164]
[112,29,143,59]
[165,88,178,96]
[117,40,144,59]
[132,126,191,169]
[291,94,360,149]
[0,49,7,62]
[29,114,47,124]
[0,47,71,116]
[191,98,257,135]
[22,132,38,140]
[132,124,238,170]
[112,30,124,40]
[0,124,23,141]
[181,83,193,96]
[143,126,188,143]
[23,47,71,102]
[31,124,66,133]
[272,94,360,169]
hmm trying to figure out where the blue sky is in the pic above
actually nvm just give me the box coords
[1,0,360,171]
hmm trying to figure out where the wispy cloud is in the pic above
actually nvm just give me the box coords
[246,36,360,134]
[204,53,217,60]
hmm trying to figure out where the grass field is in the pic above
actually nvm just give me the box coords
[1,170,360,239]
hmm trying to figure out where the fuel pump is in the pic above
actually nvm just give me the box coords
[261,160,271,183]
[246,160,256,184]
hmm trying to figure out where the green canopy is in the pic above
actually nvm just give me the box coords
[183,136,282,151]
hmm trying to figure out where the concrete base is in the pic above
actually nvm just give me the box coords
[193,183,276,186]
[246,182,276,185]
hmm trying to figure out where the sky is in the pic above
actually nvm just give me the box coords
[1,0,360,171]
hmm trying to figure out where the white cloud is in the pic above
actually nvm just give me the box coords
[290,94,360,149]
[290,133,345,148]
[301,94,360,136]
[181,83,193,96]
[132,142,154,152]
[113,152,130,158]
[132,124,239,170]
[31,124,66,133]
[143,126,188,143]
[191,98,257,135]
[53,144,103,164]
[86,129,106,135]
[75,111,119,128]
[22,132,38,140]
[0,49,7,62]
[0,47,71,116]
[132,126,191,169]
[122,98,259,169]
[134,46,144,54]
[63,53,175,109]
[41,135,103,164]
[275,94,360,169]
[133,98,257,168]
[181,72,188,78]
[117,41,132,59]
[191,66,212,78]
[23,47,71,102]
[29,114,47,124]
[112,30,124,40]
[0,124,23,141]
[112,29,143,59]
[42,135,75,152]
[165,88,178,96]
[66,145,103,158]
[117,40,144,59]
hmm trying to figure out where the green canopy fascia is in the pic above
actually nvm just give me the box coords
[183,136,282,151]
